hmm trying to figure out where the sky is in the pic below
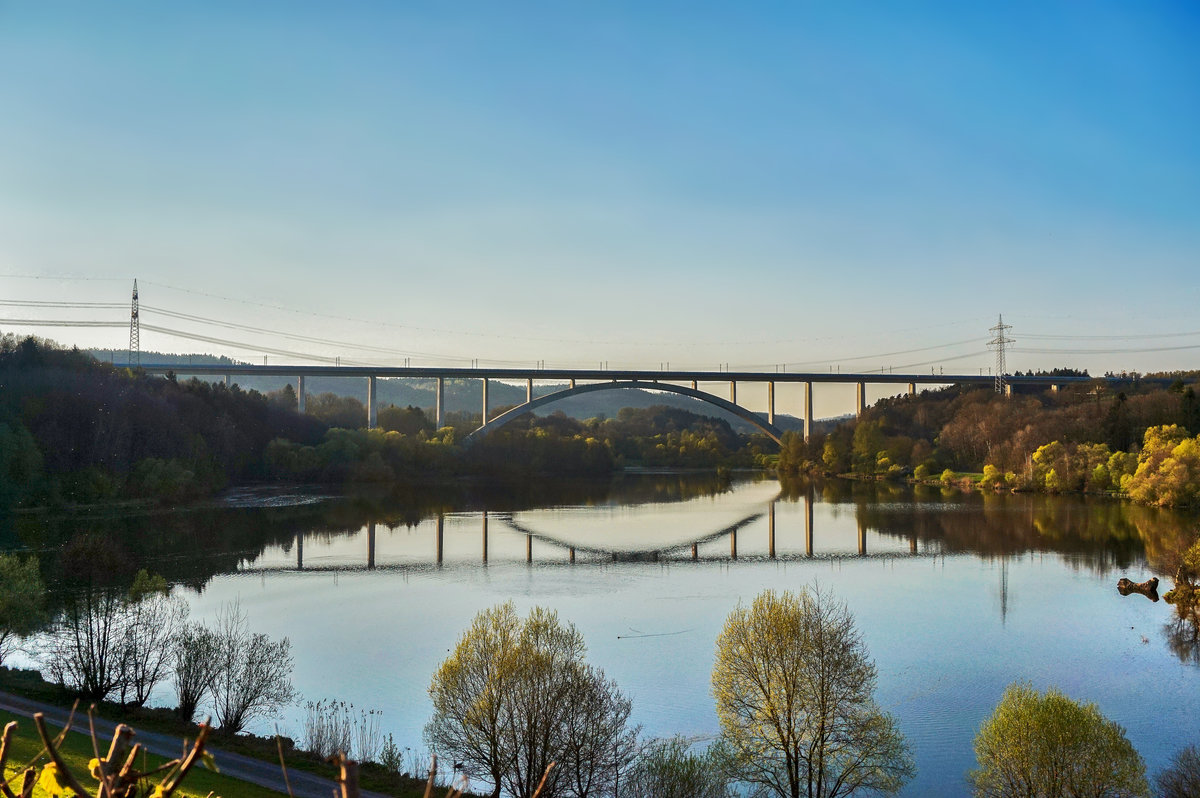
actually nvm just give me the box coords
[1,1,1198,405]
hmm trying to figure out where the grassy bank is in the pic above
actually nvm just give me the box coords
[0,708,284,798]
[0,668,477,798]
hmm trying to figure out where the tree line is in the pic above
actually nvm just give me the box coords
[0,336,767,510]
[778,374,1200,507]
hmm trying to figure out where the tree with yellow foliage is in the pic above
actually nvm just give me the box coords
[711,588,913,798]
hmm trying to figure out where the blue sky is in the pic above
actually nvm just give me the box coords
[1,1,1198,403]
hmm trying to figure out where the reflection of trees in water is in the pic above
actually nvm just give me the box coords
[3,472,745,606]
[780,477,1197,575]
[1164,602,1199,666]
[1164,541,1200,666]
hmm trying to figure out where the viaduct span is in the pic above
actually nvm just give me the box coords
[138,364,1106,445]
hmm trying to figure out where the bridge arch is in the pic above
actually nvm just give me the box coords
[464,379,785,446]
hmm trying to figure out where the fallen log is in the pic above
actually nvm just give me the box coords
[1117,576,1159,601]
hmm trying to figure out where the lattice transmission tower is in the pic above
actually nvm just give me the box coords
[129,279,140,367]
[988,314,1013,394]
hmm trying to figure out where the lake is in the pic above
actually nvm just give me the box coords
[9,474,1199,796]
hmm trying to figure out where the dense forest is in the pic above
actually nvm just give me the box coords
[779,373,1200,507]
[8,335,1200,510]
[0,336,769,509]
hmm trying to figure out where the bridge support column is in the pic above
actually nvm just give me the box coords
[767,382,776,425]
[570,379,576,389]
[803,382,813,442]
[367,376,377,429]
[436,377,445,429]
[481,511,488,564]
[224,374,231,388]
[526,378,533,403]
[730,381,737,404]
[569,547,576,564]
[691,542,698,560]
[1050,384,1059,393]
[768,501,776,559]
[367,521,376,570]
[297,376,306,414]
[729,529,738,560]
[908,382,916,397]
[436,513,444,565]
[910,533,917,554]
[856,382,866,417]
[526,534,533,563]
[858,519,867,556]
[482,378,490,424]
[1004,383,1013,398]
[691,380,698,390]
[296,533,303,569]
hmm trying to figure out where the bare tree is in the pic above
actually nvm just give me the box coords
[119,570,188,706]
[209,601,296,734]
[559,665,639,798]
[173,621,219,722]
[1156,743,1200,798]
[43,586,127,700]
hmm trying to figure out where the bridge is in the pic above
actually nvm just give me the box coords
[138,363,1113,444]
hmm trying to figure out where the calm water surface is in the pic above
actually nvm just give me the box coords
[11,475,1200,797]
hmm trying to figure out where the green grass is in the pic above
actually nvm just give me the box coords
[1,708,286,797]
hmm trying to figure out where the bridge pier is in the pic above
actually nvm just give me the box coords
[730,381,737,404]
[908,382,916,397]
[367,521,376,570]
[856,382,866,417]
[436,377,445,429]
[910,533,917,554]
[367,376,377,429]
[526,378,533,403]
[224,374,231,388]
[569,546,576,564]
[570,378,576,389]
[296,533,303,569]
[804,382,813,442]
[691,380,697,390]
[691,542,698,560]
[730,528,738,560]
[858,519,867,555]
[297,375,306,414]
[482,378,490,424]
[767,382,775,426]
[526,534,533,563]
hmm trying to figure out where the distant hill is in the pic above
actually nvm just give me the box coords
[97,350,846,433]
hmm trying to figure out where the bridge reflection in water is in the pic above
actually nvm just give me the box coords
[270,487,926,574]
